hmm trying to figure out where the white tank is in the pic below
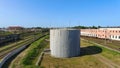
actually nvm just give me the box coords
[50,29,80,58]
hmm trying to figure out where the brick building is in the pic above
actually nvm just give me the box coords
[81,28,120,41]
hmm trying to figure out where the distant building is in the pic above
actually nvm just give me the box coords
[81,28,120,41]
[30,28,42,32]
[0,28,7,31]
[7,26,24,33]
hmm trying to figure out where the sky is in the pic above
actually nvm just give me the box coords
[0,0,120,27]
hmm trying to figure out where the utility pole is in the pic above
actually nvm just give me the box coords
[104,28,107,45]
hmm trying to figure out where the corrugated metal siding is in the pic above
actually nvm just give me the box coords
[50,29,80,58]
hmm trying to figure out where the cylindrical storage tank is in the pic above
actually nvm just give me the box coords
[50,29,80,58]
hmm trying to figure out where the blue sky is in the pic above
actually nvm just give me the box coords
[0,0,120,27]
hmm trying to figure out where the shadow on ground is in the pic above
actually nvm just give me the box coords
[80,46,102,56]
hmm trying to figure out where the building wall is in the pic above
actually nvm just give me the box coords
[7,26,24,34]
[81,28,120,41]
[50,29,80,58]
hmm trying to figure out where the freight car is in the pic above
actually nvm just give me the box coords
[0,34,20,45]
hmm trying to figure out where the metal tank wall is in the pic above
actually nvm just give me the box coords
[50,29,80,58]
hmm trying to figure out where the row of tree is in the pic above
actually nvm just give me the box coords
[73,26,101,29]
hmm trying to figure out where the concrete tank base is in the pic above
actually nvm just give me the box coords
[50,29,80,58]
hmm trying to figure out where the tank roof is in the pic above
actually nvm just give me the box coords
[50,28,80,30]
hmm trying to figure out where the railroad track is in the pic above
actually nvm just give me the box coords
[0,38,33,59]
[0,35,33,51]
[0,34,46,60]
[0,37,33,53]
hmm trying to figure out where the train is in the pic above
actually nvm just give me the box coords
[0,34,20,45]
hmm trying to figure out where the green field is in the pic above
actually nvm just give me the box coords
[0,33,44,61]
[0,31,12,36]
[40,38,120,68]
[81,36,120,51]
[41,54,109,68]
[9,34,49,68]
[9,36,120,68]
[81,39,120,65]
[0,35,34,61]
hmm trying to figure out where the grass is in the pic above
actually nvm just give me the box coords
[10,34,49,68]
[40,39,109,68]
[0,36,33,52]
[81,38,120,65]
[100,46,120,65]
[41,37,120,68]
[0,31,12,36]
[0,36,34,61]
[0,33,44,61]
[22,35,48,65]
[81,36,120,51]
[10,36,120,68]
[0,33,43,53]
[41,54,109,68]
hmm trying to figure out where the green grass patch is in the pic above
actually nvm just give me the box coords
[81,38,120,65]
[41,54,109,68]
[81,36,120,51]
[99,46,120,64]
[21,35,49,66]
[0,31,12,36]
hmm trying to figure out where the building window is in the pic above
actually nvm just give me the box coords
[119,36,120,39]
[113,35,114,38]
[116,36,117,39]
